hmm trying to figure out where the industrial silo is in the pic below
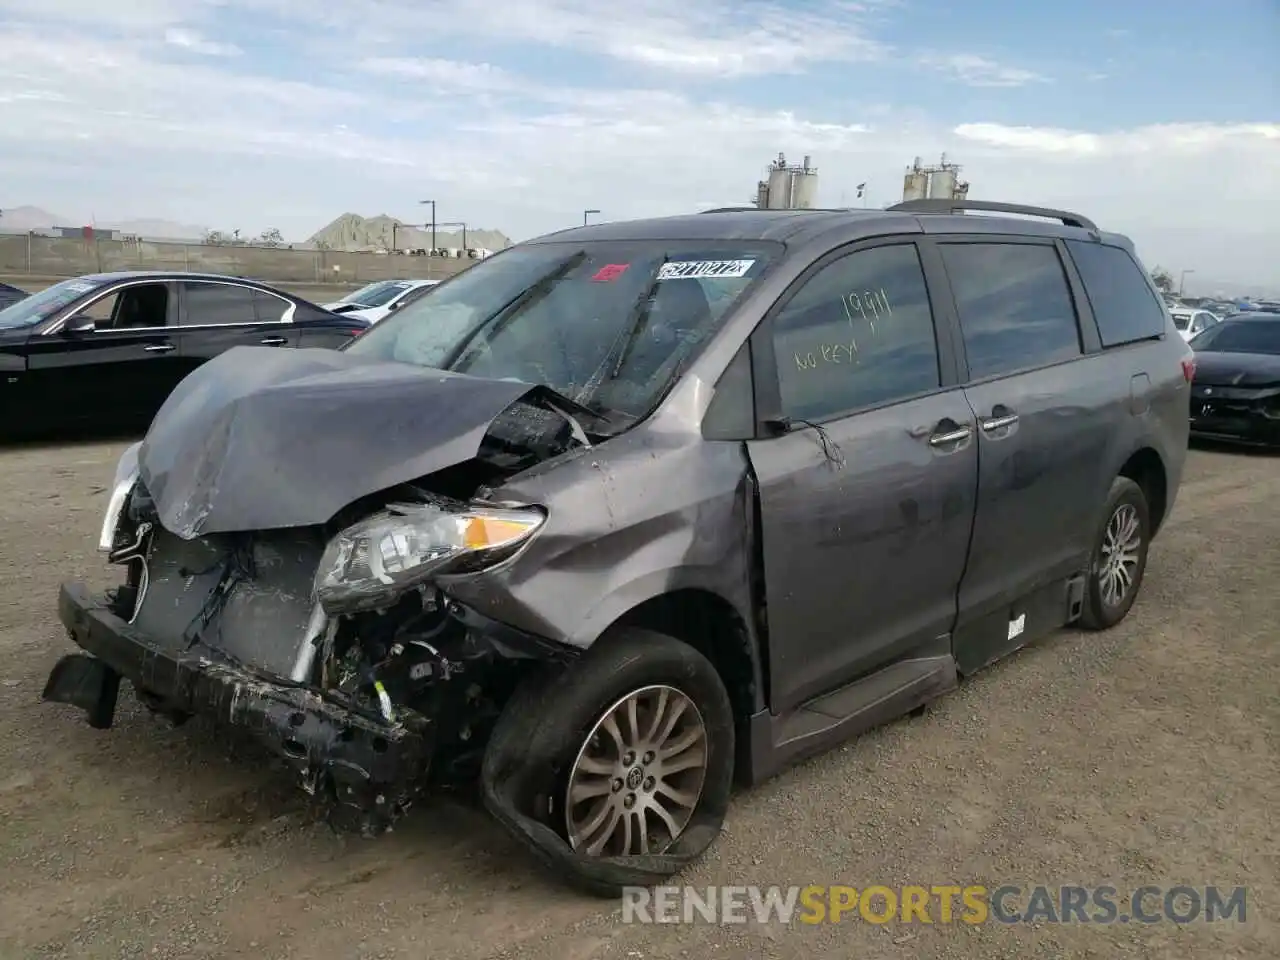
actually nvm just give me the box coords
[928,168,957,199]
[903,171,928,201]
[790,155,818,208]
[766,164,792,209]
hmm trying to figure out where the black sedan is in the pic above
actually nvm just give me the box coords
[1188,312,1280,447]
[0,271,369,437]
[0,281,27,309]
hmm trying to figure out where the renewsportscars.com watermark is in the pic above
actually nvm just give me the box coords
[621,885,1248,926]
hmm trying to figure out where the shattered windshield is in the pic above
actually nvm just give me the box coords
[344,240,779,418]
[0,276,106,329]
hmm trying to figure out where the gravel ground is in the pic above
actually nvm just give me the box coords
[0,439,1275,960]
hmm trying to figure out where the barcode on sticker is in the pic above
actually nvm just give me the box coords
[657,259,755,280]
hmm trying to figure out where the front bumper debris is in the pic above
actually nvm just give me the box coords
[46,581,433,830]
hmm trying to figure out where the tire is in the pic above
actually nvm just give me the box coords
[1079,476,1151,631]
[480,627,735,896]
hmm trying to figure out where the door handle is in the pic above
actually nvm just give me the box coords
[259,336,288,346]
[143,344,175,353]
[980,413,1019,432]
[928,425,972,447]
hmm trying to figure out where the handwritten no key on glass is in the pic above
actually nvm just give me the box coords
[794,288,894,372]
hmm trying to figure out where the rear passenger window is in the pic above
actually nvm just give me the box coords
[771,243,940,421]
[941,243,1080,380]
[1065,240,1166,347]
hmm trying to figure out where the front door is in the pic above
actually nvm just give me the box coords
[24,280,181,431]
[744,240,979,714]
[935,238,1111,672]
[175,280,300,379]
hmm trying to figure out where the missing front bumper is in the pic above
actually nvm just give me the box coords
[46,581,434,828]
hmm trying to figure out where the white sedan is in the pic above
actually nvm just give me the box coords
[1171,307,1221,342]
[322,279,439,323]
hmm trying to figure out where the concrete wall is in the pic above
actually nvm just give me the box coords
[0,233,475,286]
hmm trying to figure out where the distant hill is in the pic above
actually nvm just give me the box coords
[0,205,207,240]
[307,212,511,253]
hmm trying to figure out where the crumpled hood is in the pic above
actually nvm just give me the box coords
[138,345,538,538]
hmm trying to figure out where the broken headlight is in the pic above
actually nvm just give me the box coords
[98,441,141,553]
[313,500,546,615]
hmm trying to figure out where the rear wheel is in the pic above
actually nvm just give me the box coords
[1079,476,1150,630]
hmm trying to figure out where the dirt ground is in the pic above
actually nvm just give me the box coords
[0,439,1275,960]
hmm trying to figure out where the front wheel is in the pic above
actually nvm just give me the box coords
[1079,476,1151,630]
[481,627,735,895]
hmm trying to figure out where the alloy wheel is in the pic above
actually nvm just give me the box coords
[564,684,708,856]
[1096,503,1142,607]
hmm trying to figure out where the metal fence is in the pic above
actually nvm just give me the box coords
[0,231,474,285]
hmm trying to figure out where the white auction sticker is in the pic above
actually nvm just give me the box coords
[657,259,756,280]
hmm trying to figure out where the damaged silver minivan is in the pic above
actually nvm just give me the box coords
[45,202,1188,894]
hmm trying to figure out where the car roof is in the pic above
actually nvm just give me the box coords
[79,270,292,291]
[524,202,1127,251]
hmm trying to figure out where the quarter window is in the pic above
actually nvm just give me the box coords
[1064,240,1167,347]
[181,282,259,326]
[252,289,291,322]
[941,243,1081,380]
[771,243,941,422]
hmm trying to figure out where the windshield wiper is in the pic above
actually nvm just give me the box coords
[441,249,588,370]
[575,256,668,402]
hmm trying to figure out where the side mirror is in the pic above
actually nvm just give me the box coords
[64,317,96,334]
[387,301,401,312]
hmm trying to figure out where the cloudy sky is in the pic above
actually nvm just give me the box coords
[0,0,1276,290]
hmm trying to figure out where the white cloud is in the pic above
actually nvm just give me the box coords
[0,2,1276,291]
[164,27,242,57]
[243,0,894,78]
[917,53,1048,88]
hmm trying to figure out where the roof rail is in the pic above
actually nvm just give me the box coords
[698,206,768,214]
[886,199,1097,232]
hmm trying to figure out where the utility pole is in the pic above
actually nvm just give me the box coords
[420,199,436,254]
[583,208,600,226]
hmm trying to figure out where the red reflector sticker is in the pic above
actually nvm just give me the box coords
[590,263,629,282]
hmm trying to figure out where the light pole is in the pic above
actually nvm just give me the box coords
[420,200,436,254]
[1179,269,1195,297]
[583,208,600,226]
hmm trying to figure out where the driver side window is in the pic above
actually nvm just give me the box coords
[771,243,942,422]
[74,284,170,330]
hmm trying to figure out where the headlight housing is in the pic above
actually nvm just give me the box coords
[313,499,546,615]
[98,442,141,553]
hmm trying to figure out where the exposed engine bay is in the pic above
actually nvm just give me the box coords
[81,394,591,833]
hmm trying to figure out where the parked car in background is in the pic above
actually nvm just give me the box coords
[1171,306,1221,342]
[45,199,1188,895]
[0,281,27,309]
[0,271,368,437]
[1188,312,1280,447]
[321,278,439,323]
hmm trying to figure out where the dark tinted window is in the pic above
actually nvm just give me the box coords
[252,289,291,322]
[942,243,1080,380]
[1191,319,1280,355]
[181,282,257,325]
[1065,240,1166,347]
[772,243,940,421]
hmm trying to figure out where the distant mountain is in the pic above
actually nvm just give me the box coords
[0,205,66,231]
[307,212,511,253]
[0,205,207,240]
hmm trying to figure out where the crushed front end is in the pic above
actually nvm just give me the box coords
[45,425,578,834]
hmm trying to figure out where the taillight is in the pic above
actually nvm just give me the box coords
[348,329,365,338]
[1180,356,1196,383]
